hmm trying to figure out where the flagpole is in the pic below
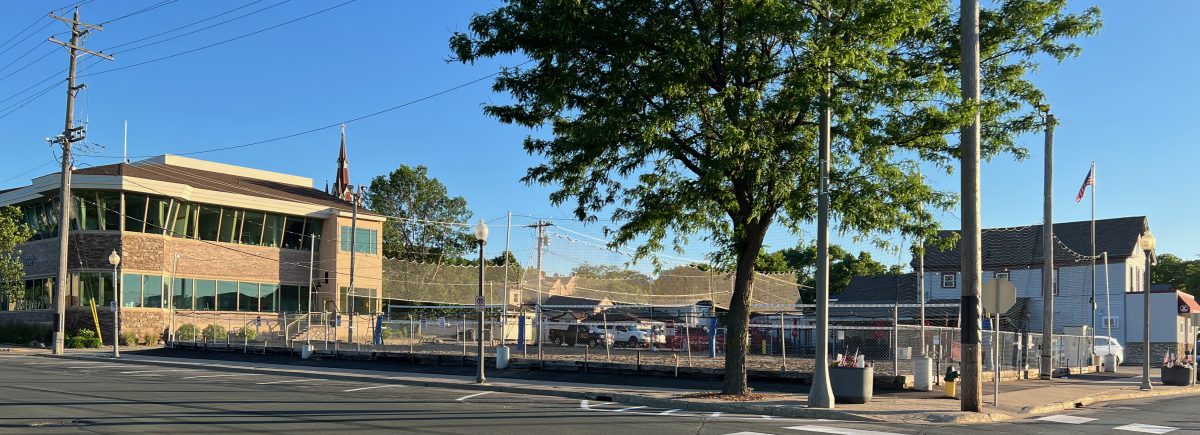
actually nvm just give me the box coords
[1090,161,1097,362]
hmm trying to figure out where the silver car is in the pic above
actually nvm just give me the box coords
[1094,336,1124,365]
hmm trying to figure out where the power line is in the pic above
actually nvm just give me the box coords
[81,0,358,78]
[0,47,58,84]
[0,20,55,59]
[89,61,530,159]
[97,0,180,25]
[103,0,286,54]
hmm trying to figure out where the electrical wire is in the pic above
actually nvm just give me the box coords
[81,0,358,78]
[97,0,180,25]
[104,0,286,55]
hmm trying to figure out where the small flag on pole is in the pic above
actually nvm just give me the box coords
[1075,166,1094,203]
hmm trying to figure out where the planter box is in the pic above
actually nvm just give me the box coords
[1160,366,1193,386]
[830,366,874,404]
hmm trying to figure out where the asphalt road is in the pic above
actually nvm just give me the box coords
[1,353,1196,434]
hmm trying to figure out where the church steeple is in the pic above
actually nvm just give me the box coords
[333,124,352,201]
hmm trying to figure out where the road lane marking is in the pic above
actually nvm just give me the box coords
[724,432,773,435]
[710,412,723,418]
[658,409,680,415]
[120,369,196,374]
[67,364,128,369]
[616,406,647,412]
[343,385,401,392]
[1114,423,1178,434]
[182,373,263,379]
[784,425,900,435]
[455,391,494,402]
[580,400,620,410]
[256,379,314,385]
[1036,415,1097,424]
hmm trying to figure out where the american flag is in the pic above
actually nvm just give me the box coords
[1075,166,1094,203]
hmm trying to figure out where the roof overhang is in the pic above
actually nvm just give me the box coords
[1177,292,1200,315]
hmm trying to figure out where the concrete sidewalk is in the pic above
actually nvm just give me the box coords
[37,349,1200,424]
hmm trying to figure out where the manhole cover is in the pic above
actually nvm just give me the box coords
[28,420,94,427]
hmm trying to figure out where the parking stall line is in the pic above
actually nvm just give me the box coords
[783,425,901,435]
[615,406,647,412]
[657,409,680,415]
[343,385,402,392]
[1114,423,1178,434]
[1036,415,1097,424]
[256,379,316,385]
[182,373,264,380]
[455,391,494,402]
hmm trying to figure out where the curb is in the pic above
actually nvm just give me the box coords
[41,353,879,422]
[1018,385,1200,416]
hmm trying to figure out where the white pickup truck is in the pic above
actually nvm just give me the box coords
[609,324,667,348]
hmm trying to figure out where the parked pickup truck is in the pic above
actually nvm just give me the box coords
[547,324,613,348]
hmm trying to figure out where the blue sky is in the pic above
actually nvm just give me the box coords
[0,0,1196,273]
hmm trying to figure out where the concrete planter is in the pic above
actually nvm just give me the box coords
[1160,366,1193,386]
[829,366,873,404]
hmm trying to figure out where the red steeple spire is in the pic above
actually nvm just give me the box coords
[333,124,352,201]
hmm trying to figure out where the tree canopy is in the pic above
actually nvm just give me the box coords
[451,0,1100,394]
[0,206,31,309]
[1153,253,1200,296]
[365,165,472,262]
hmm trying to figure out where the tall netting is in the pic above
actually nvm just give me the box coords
[381,259,522,305]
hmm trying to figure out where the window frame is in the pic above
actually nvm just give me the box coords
[940,273,956,288]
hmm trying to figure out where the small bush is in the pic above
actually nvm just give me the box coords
[176,324,198,341]
[0,322,52,345]
[120,332,139,347]
[201,324,227,341]
[141,332,160,345]
[231,326,256,341]
[66,329,102,349]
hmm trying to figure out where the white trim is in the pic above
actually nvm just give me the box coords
[143,155,312,188]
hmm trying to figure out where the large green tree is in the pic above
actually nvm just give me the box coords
[365,165,472,262]
[0,206,31,309]
[773,244,903,302]
[1153,253,1200,296]
[452,0,1098,394]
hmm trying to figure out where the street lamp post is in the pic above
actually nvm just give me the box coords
[1139,232,1155,391]
[108,250,121,359]
[474,219,489,384]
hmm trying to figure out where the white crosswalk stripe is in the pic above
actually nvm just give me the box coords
[783,425,900,435]
[1114,423,1178,434]
[724,432,774,435]
[1036,415,1097,424]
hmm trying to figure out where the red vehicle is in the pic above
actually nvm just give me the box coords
[666,325,725,352]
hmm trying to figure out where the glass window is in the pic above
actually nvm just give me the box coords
[172,277,193,310]
[262,214,284,248]
[97,191,120,231]
[240,211,264,246]
[281,216,305,249]
[143,275,164,308]
[171,203,193,238]
[219,209,240,243]
[260,284,278,312]
[124,193,148,232]
[340,226,351,252]
[217,281,238,311]
[197,206,221,241]
[146,197,172,234]
[301,218,322,251]
[279,285,298,313]
[299,286,310,312]
[72,192,100,230]
[238,282,259,312]
[194,280,216,311]
[941,273,956,288]
[121,273,142,308]
[340,226,378,254]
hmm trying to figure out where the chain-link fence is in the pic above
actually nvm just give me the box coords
[164,303,1098,383]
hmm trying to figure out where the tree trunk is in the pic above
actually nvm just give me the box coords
[722,220,770,395]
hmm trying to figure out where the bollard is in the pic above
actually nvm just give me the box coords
[584,345,589,373]
[674,354,679,377]
[636,350,642,373]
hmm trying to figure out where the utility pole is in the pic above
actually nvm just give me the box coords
[347,186,364,344]
[526,221,552,356]
[959,0,984,412]
[48,7,112,355]
[1040,112,1056,380]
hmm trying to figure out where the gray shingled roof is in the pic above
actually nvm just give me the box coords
[833,273,1029,326]
[915,216,1148,270]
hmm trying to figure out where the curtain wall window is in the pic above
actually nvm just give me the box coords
[238,282,259,312]
[194,280,216,310]
[217,281,238,311]
[122,273,142,308]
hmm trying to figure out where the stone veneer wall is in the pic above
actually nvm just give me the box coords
[1125,341,1183,365]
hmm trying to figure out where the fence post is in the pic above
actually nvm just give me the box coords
[893,306,899,377]
[225,315,230,345]
[603,310,611,361]
[461,313,467,365]
[780,312,787,372]
[684,321,692,366]
[409,314,415,354]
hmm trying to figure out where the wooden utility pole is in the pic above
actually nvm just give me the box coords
[959,0,983,412]
[525,221,551,355]
[48,7,112,355]
[1040,112,1056,379]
